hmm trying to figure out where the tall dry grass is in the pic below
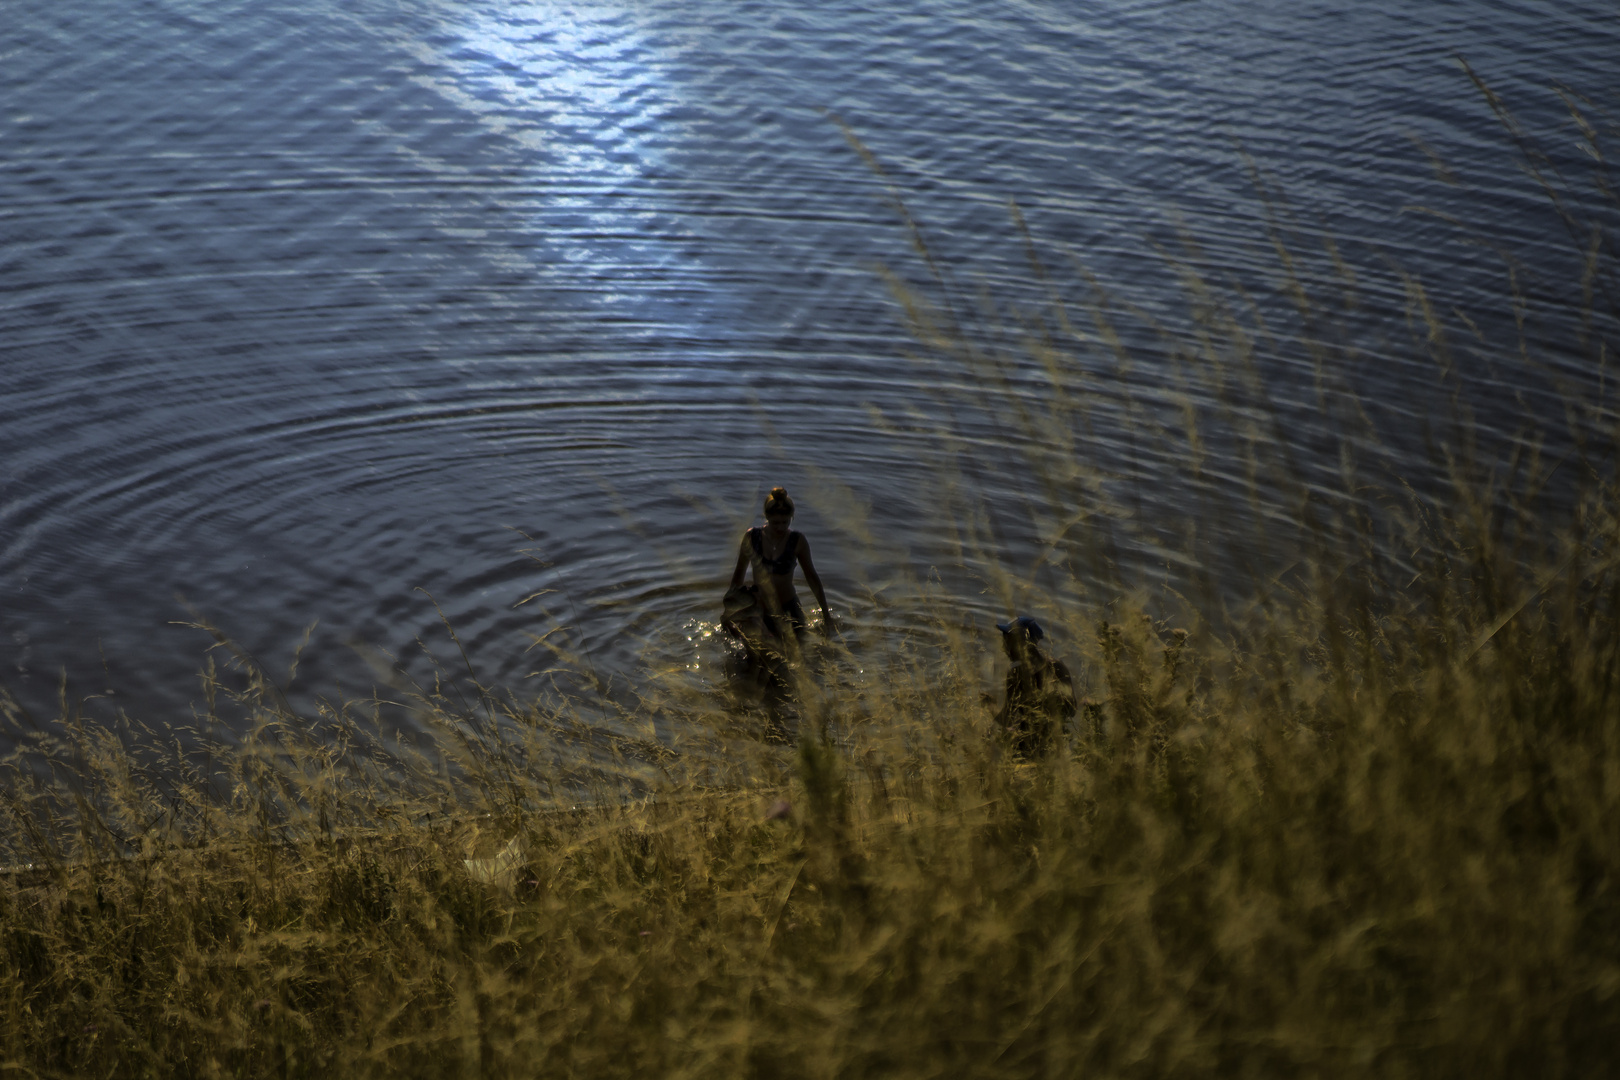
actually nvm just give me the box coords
[1,77,1617,1077]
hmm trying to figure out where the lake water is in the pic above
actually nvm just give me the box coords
[2,0,1616,737]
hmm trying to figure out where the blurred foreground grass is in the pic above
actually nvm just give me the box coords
[3,78,1619,1077]
[4,548,1618,1077]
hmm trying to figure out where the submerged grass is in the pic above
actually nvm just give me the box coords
[3,80,1620,1077]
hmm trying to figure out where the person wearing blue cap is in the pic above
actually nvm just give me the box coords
[991,616,1076,757]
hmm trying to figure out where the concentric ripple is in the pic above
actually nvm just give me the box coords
[0,0,1614,739]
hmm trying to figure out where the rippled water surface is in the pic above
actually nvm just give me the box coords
[2,0,1616,732]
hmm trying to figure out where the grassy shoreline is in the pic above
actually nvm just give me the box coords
[3,543,1618,1077]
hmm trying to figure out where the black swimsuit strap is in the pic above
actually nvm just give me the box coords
[749,528,800,575]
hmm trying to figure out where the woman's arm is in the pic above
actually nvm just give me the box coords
[729,536,750,590]
[796,536,833,630]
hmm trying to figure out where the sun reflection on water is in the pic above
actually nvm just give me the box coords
[411,1,686,283]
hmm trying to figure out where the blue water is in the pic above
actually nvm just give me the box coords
[1,0,1615,733]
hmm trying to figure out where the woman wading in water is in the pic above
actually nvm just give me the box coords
[723,487,833,657]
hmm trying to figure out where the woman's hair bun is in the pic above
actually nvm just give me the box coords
[763,487,795,515]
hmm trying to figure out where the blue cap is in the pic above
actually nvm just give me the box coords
[996,616,1044,642]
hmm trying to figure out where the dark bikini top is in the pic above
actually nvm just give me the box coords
[748,527,801,576]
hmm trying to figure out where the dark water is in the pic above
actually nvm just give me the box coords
[2,0,1616,734]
